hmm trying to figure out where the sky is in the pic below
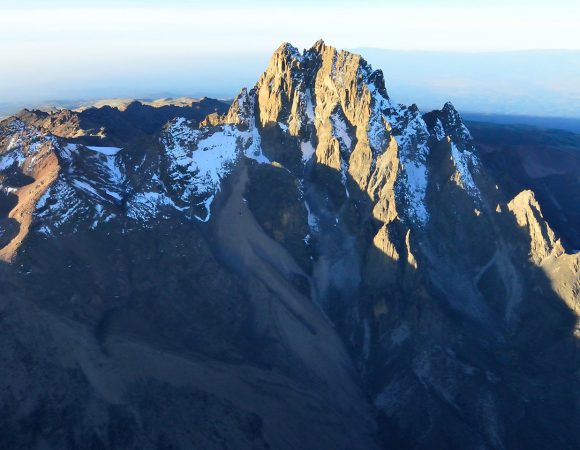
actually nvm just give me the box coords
[1,0,579,116]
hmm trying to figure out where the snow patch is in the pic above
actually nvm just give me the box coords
[163,121,238,200]
[85,146,121,156]
[304,201,319,231]
[330,112,352,151]
[400,159,429,223]
[433,119,446,141]
[390,107,431,225]
[340,157,350,198]
[127,191,185,222]
[304,89,315,121]
[35,180,87,230]
[162,116,268,222]
[300,140,316,162]
[450,142,481,199]
[243,123,269,164]
[194,195,215,223]
[72,179,99,197]
[366,81,391,152]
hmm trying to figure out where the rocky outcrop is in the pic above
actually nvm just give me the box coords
[506,190,580,321]
[13,98,229,147]
[0,120,60,261]
[507,189,564,264]
[0,41,578,450]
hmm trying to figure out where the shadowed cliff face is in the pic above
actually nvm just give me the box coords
[0,41,578,450]
[468,120,580,250]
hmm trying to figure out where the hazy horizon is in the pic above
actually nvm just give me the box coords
[2,47,579,122]
[1,0,579,118]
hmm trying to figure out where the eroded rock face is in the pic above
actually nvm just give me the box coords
[507,189,564,264]
[0,120,61,261]
[506,190,579,320]
[0,41,578,450]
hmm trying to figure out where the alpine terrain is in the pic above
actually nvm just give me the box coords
[0,41,578,449]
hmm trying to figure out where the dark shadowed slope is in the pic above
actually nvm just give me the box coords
[0,41,578,449]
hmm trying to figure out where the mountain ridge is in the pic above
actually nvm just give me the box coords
[0,41,578,449]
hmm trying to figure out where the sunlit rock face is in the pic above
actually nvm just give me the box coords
[0,41,578,450]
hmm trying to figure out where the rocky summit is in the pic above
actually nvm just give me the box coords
[0,41,578,450]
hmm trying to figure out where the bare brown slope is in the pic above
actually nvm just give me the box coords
[0,125,60,262]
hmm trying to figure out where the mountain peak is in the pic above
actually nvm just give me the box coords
[507,189,565,263]
[441,101,462,121]
[311,38,327,53]
[442,100,456,111]
[273,42,302,60]
[1,39,578,450]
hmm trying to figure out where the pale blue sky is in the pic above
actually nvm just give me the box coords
[1,0,579,116]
